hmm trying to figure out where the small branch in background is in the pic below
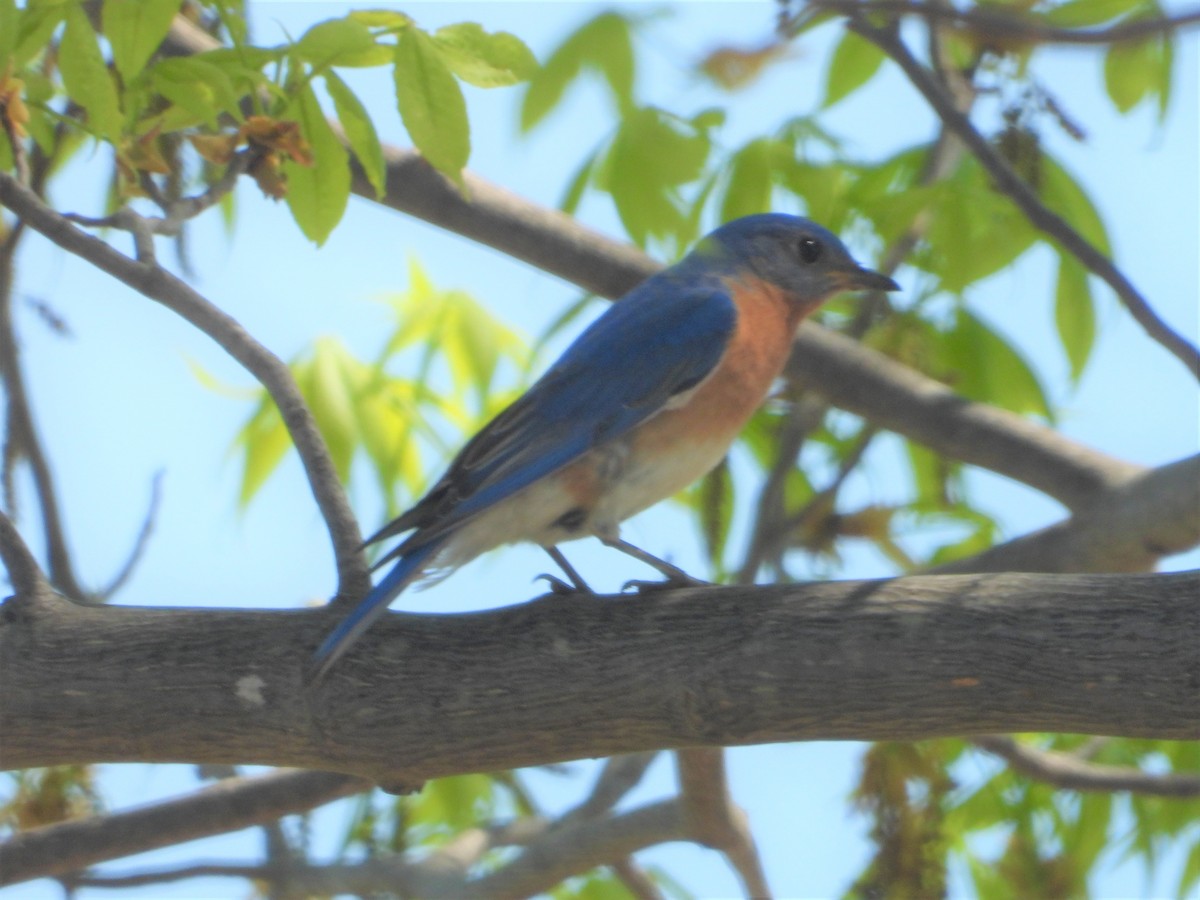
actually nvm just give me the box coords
[799,1,1200,47]
[0,769,368,887]
[972,735,1200,797]
[848,19,1200,381]
[0,178,87,602]
[676,748,772,899]
[96,471,163,601]
[0,507,47,599]
[0,171,371,604]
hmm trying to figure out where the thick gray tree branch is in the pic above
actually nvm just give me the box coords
[1,571,1196,784]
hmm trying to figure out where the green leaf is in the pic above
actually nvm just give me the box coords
[14,3,65,68]
[0,0,18,69]
[942,308,1053,420]
[1178,837,1200,900]
[349,9,413,30]
[1041,0,1147,27]
[284,81,351,245]
[1103,34,1166,113]
[235,395,291,506]
[102,0,180,81]
[60,4,123,141]
[823,30,886,107]
[720,138,779,222]
[294,17,378,70]
[520,11,635,131]
[393,27,469,184]
[324,70,386,198]
[407,774,495,839]
[299,338,358,482]
[923,156,1037,292]
[150,57,243,125]
[696,459,732,572]
[1054,255,1095,383]
[1038,155,1111,255]
[605,106,713,244]
[432,22,537,88]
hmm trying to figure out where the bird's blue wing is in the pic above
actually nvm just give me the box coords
[380,275,738,551]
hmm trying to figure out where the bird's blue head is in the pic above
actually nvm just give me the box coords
[693,213,898,302]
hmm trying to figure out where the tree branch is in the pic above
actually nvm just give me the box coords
[971,735,1200,797]
[677,748,771,899]
[0,171,369,603]
[787,325,1144,511]
[1,571,1196,784]
[0,507,46,599]
[848,19,1200,381]
[934,454,1200,574]
[0,769,366,887]
[801,1,1200,46]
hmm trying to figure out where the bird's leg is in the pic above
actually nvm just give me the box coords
[599,536,709,592]
[535,545,594,595]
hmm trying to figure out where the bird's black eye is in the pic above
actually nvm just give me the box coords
[797,236,822,264]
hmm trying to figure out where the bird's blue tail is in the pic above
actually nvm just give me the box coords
[307,541,440,682]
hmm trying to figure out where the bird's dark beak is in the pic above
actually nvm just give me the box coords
[837,266,900,293]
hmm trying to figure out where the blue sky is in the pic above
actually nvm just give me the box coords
[8,2,1199,897]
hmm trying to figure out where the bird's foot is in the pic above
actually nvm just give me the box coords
[534,573,594,596]
[621,573,710,593]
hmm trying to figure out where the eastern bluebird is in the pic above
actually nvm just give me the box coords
[309,214,898,680]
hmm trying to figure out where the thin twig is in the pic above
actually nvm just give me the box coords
[800,1,1200,47]
[972,735,1200,796]
[96,470,163,600]
[0,171,86,601]
[849,19,1200,381]
[0,171,370,604]
[0,506,46,597]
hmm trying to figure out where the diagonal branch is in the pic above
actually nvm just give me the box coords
[800,1,1200,46]
[848,19,1200,381]
[0,769,366,887]
[0,172,369,603]
[0,507,46,599]
[971,735,1200,797]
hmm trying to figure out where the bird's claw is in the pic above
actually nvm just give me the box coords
[621,574,709,593]
[535,573,590,595]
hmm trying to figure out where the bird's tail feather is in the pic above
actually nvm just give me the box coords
[306,541,441,682]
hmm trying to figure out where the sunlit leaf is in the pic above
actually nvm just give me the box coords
[324,70,386,198]
[235,395,291,506]
[1041,0,1146,26]
[1103,26,1171,116]
[823,30,886,107]
[432,22,537,88]
[407,774,495,839]
[1054,255,1095,383]
[294,16,378,70]
[1038,155,1111,255]
[284,82,350,245]
[60,4,123,141]
[102,0,180,81]
[943,308,1053,420]
[150,57,243,126]
[520,11,636,131]
[394,27,469,183]
[719,138,780,222]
